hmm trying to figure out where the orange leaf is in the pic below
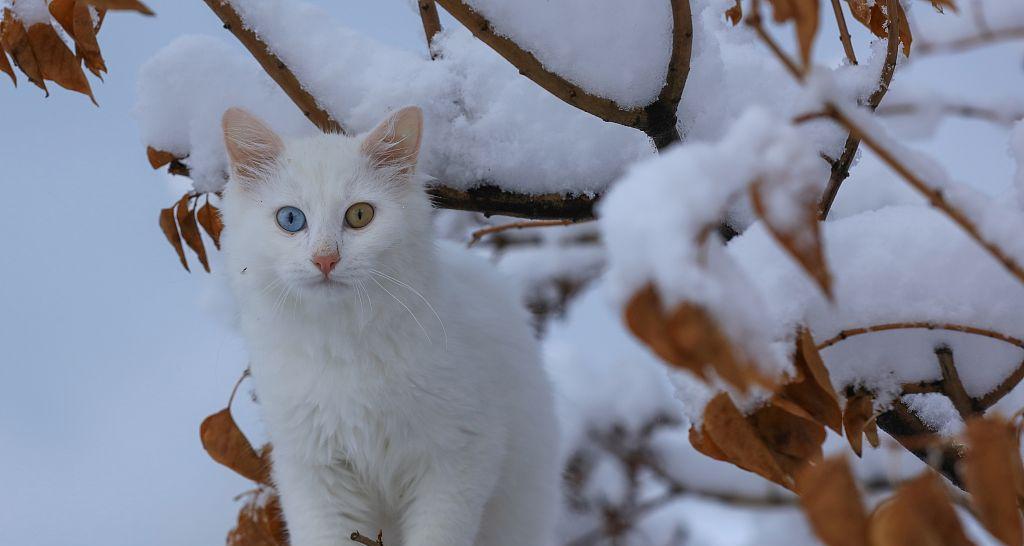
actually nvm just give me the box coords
[197,200,224,250]
[796,456,870,546]
[176,194,210,273]
[1,9,46,92]
[0,48,14,85]
[48,0,77,38]
[843,393,873,457]
[227,489,287,546]
[963,417,1024,546]
[750,181,831,298]
[82,0,154,15]
[845,0,912,56]
[689,426,728,462]
[767,0,819,66]
[26,22,96,104]
[159,205,189,272]
[725,0,742,25]
[868,471,973,546]
[146,146,178,169]
[701,393,794,489]
[748,403,825,476]
[667,301,760,391]
[200,408,271,484]
[779,330,842,433]
[72,1,107,77]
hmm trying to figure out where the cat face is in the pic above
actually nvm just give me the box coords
[219,107,433,304]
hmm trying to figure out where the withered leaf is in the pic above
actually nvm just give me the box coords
[227,490,287,546]
[83,0,154,15]
[197,200,224,250]
[725,0,742,25]
[779,330,842,433]
[0,48,14,85]
[963,417,1023,546]
[767,0,819,66]
[48,0,77,38]
[796,456,870,546]
[1,9,46,92]
[750,181,832,298]
[748,403,825,476]
[868,471,973,546]
[200,408,270,484]
[701,393,794,489]
[73,1,107,77]
[689,426,728,462]
[846,0,912,56]
[930,0,957,13]
[843,393,874,457]
[146,146,178,169]
[26,22,96,104]
[666,301,760,391]
[159,205,189,272]
[176,194,210,273]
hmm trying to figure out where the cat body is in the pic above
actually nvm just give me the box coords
[219,107,559,546]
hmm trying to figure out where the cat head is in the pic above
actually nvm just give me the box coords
[219,106,434,304]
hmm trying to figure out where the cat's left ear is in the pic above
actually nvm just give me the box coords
[360,106,423,180]
[222,107,284,185]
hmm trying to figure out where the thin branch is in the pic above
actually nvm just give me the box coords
[417,0,443,59]
[828,104,1024,286]
[202,0,343,134]
[935,345,978,418]
[978,357,1024,410]
[817,0,900,220]
[816,322,1024,351]
[876,102,1024,126]
[468,219,588,247]
[350,531,384,546]
[829,0,858,65]
[645,0,694,149]
[917,26,1024,55]
[426,185,597,220]
[745,1,804,81]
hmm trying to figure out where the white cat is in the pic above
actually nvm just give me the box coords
[218,106,560,546]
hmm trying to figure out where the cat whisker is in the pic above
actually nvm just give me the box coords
[369,275,431,343]
[370,269,448,351]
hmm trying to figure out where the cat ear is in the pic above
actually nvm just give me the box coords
[222,107,284,184]
[360,106,423,179]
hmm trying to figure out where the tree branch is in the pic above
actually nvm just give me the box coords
[829,0,858,65]
[917,25,1024,55]
[202,0,343,134]
[433,0,691,149]
[875,399,965,489]
[468,218,588,247]
[817,322,1024,351]
[417,0,443,59]
[817,0,900,220]
[350,531,384,546]
[935,345,978,418]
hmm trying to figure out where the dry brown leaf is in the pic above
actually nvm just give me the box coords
[689,426,729,462]
[868,471,974,546]
[625,284,691,373]
[767,0,819,66]
[197,200,224,250]
[748,403,825,476]
[48,0,77,38]
[227,490,287,546]
[701,393,794,489]
[779,330,842,433]
[749,182,832,298]
[864,414,880,448]
[1,9,46,92]
[930,0,957,13]
[200,408,271,484]
[25,22,96,103]
[73,1,107,77]
[963,417,1024,546]
[83,0,154,15]
[666,301,759,391]
[146,146,178,169]
[176,194,210,273]
[843,393,873,457]
[159,205,189,272]
[796,456,870,546]
[846,0,912,56]
[725,0,742,25]
[0,48,14,85]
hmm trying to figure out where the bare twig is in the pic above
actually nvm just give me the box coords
[828,104,1024,286]
[202,0,343,134]
[829,0,858,64]
[817,0,900,219]
[746,0,804,81]
[935,346,978,418]
[876,102,1024,126]
[817,322,1024,351]
[917,26,1024,55]
[468,219,589,247]
[417,0,443,59]
[434,0,691,148]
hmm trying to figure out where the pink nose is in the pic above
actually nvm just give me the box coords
[312,252,340,276]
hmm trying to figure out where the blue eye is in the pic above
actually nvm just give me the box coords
[276,206,307,232]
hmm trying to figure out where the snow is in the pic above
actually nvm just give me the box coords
[8,0,50,26]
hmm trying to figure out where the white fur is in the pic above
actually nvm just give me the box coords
[220,111,560,546]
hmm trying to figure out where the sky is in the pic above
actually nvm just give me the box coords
[0,2,1022,546]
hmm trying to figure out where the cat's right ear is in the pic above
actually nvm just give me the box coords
[222,108,284,185]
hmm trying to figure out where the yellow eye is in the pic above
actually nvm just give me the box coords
[345,202,375,228]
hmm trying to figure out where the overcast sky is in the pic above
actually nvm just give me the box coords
[0,2,1021,546]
